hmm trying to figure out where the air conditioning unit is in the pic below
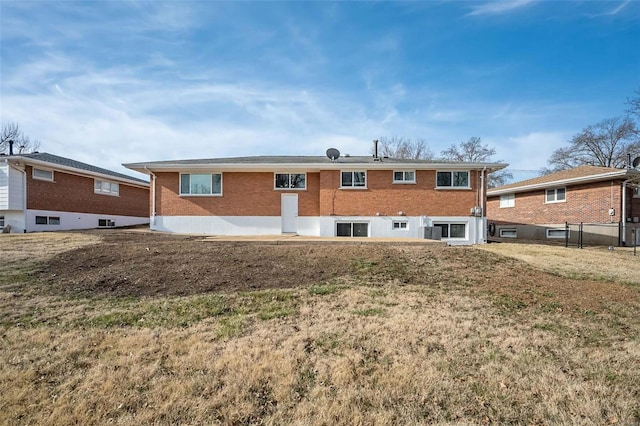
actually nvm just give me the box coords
[424,226,442,240]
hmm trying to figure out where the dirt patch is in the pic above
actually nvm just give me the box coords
[34,232,639,313]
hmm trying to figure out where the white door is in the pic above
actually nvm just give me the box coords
[281,194,298,234]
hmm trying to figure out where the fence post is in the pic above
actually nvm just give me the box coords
[579,222,583,249]
[633,228,637,257]
[565,221,569,248]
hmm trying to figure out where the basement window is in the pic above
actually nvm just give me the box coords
[392,220,408,230]
[499,228,517,238]
[98,219,116,227]
[336,222,369,237]
[433,223,466,239]
[0,216,4,227]
[546,228,567,239]
[35,216,60,225]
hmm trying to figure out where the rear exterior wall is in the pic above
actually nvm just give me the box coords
[487,180,623,225]
[26,166,149,217]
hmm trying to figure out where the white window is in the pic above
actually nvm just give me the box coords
[433,223,466,239]
[546,228,567,239]
[35,216,60,225]
[499,228,517,238]
[94,179,119,196]
[32,168,54,181]
[436,171,469,188]
[545,187,566,203]
[336,222,369,237]
[393,171,415,183]
[0,216,4,227]
[499,194,515,208]
[392,220,408,230]
[274,173,306,190]
[341,171,366,188]
[180,173,222,196]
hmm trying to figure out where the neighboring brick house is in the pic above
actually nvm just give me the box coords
[486,165,640,245]
[0,152,149,233]
[124,154,506,245]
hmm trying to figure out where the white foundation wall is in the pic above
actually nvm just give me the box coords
[153,215,485,244]
[152,216,321,236]
[1,210,26,233]
[25,210,149,233]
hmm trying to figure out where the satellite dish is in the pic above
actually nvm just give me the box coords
[633,157,640,168]
[326,148,340,161]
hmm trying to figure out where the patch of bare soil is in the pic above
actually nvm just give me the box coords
[34,232,639,314]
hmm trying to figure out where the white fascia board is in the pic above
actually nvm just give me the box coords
[11,157,149,188]
[487,170,636,196]
[124,161,508,174]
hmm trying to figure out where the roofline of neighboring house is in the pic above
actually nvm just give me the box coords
[123,160,508,175]
[487,169,640,196]
[5,156,150,188]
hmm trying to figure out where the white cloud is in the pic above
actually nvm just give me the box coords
[467,0,537,16]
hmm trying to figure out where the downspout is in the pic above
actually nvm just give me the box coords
[479,167,486,244]
[144,167,157,227]
[622,179,632,245]
[8,161,27,233]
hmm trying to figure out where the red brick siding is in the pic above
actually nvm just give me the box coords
[487,180,624,224]
[26,166,149,217]
[156,169,483,217]
[155,172,320,216]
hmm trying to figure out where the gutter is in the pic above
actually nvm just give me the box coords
[144,166,157,226]
[480,166,486,244]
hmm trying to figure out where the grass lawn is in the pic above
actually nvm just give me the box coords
[1,232,639,424]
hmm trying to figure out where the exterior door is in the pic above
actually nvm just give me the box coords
[281,194,298,234]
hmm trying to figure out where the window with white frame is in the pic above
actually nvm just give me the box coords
[341,171,366,188]
[0,216,4,227]
[499,228,517,238]
[545,187,566,203]
[180,173,222,196]
[35,216,60,225]
[336,222,368,237]
[94,179,119,196]
[392,220,408,230]
[274,173,306,189]
[393,171,415,183]
[433,223,466,239]
[499,194,515,208]
[32,168,54,182]
[546,228,567,239]
[436,171,469,188]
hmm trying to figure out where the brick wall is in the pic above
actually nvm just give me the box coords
[26,166,149,217]
[156,169,483,217]
[487,180,625,224]
[155,172,320,216]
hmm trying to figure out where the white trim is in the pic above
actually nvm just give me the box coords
[499,228,517,238]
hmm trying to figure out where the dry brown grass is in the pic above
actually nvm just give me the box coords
[479,242,640,286]
[1,233,639,425]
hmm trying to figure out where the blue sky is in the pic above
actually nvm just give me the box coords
[1,1,638,180]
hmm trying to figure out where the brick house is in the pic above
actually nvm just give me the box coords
[124,154,506,245]
[0,152,149,233]
[486,165,640,245]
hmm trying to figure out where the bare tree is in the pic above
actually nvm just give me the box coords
[1,122,41,155]
[441,136,512,187]
[544,116,639,173]
[373,137,434,160]
[627,86,640,119]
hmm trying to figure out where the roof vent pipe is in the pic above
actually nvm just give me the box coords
[373,139,379,159]
[9,140,14,156]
